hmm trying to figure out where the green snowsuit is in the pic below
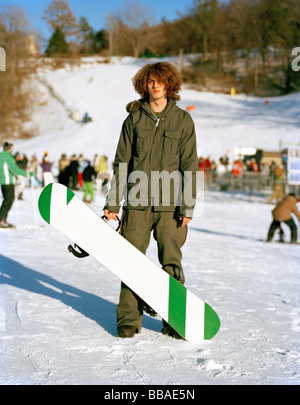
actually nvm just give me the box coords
[104,98,199,332]
[0,150,27,185]
[0,150,28,223]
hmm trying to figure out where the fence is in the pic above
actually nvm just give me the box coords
[203,170,290,198]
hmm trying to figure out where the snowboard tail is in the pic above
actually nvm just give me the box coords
[38,183,220,342]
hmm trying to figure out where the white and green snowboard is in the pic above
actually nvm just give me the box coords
[38,183,220,342]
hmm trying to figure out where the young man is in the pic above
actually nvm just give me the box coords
[104,62,198,338]
[267,193,300,243]
[0,142,28,228]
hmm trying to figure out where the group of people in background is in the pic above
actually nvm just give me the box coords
[198,154,285,180]
[0,146,290,205]
[0,141,299,244]
[0,143,111,228]
[198,154,287,203]
[39,151,111,203]
[196,154,299,243]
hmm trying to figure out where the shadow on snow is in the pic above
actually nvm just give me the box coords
[0,254,161,337]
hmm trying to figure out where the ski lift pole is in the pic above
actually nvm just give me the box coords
[14,183,20,229]
[31,175,38,229]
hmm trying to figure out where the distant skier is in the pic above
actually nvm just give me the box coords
[266,193,300,244]
[82,112,92,123]
[40,155,54,187]
[0,142,29,228]
[14,151,28,200]
[268,164,286,204]
[78,154,87,189]
[58,153,70,186]
[82,161,97,203]
[69,155,79,190]
[103,62,198,339]
[97,155,110,194]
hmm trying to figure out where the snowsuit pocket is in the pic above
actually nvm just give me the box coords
[163,130,181,155]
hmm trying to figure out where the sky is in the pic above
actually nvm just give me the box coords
[1,0,196,41]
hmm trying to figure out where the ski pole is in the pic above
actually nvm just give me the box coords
[31,176,38,229]
[14,184,20,229]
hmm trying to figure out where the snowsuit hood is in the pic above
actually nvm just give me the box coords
[126,98,180,114]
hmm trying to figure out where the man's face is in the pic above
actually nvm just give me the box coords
[147,74,167,101]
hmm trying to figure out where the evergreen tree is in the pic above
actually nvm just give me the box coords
[90,29,109,54]
[78,16,93,54]
[46,27,69,56]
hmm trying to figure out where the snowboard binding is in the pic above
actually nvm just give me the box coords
[68,244,89,258]
[101,215,121,232]
[143,303,157,317]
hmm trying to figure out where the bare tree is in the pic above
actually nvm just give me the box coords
[106,0,159,57]
[0,6,37,141]
[42,0,78,38]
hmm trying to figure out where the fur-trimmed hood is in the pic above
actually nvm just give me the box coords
[126,97,180,113]
[126,100,142,113]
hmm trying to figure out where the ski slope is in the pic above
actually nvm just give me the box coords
[1,57,300,385]
[16,56,300,163]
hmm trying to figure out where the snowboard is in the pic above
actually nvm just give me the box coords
[38,183,220,342]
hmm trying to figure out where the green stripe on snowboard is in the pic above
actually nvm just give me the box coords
[168,277,187,338]
[38,183,53,224]
[38,184,75,224]
[204,303,221,340]
[67,188,75,205]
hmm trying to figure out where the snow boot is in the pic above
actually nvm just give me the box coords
[143,302,157,317]
[279,228,285,243]
[161,321,185,340]
[117,325,138,338]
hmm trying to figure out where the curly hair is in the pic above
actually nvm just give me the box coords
[132,62,183,101]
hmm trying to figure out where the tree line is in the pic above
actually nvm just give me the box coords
[44,0,300,95]
[0,6,37,141]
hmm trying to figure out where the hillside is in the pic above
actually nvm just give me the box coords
[1,58,300,385]
[14,57,300,165]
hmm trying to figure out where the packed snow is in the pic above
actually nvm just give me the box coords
[1,57,300,385]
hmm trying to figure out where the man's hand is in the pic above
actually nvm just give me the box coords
[179,217,191,227]
[104,209,119,221]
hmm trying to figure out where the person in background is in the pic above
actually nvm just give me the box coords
[97,155,111,194]
[267,193,300,244]
[82,161,97,203]
[268,163,285,204]
[29,153,39,187]
[58,153,70,186]
[69,154,79,190]
[14,151,28,200]
[41,154,54,187]
[78,154,87,189]
[0,142,29,228]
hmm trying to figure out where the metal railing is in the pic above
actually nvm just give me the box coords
[203,170,289,198]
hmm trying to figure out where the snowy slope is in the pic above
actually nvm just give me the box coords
[1,188,299,385]
[1,58,300,385]
[14,57,300,164]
